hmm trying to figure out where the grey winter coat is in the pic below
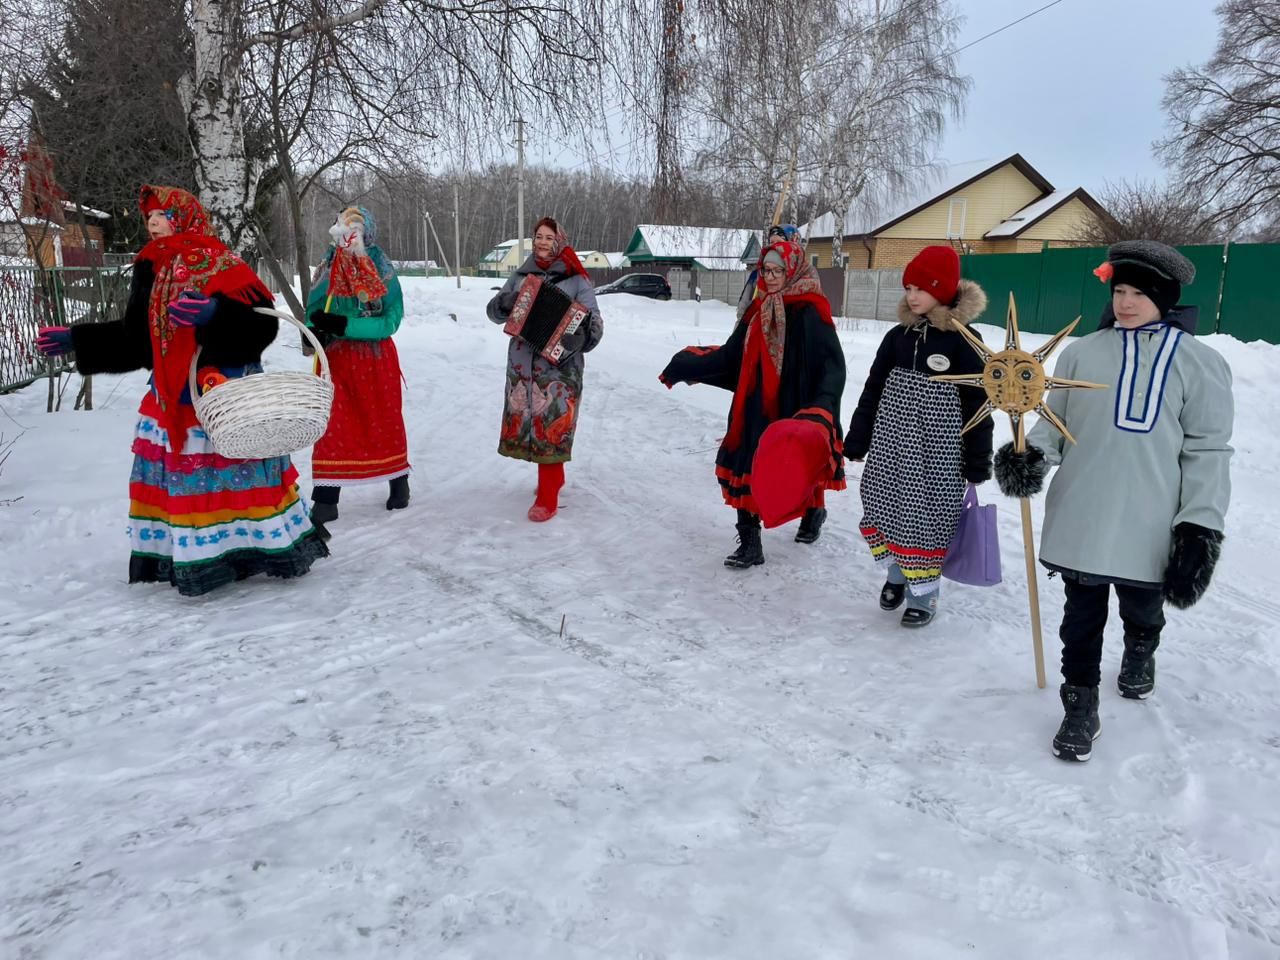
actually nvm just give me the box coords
[1028,306,1234,585]
[487,256,604,463]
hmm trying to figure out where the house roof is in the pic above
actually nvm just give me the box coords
[803,154,1057,240]
[602,252,628,268]
[626,224,756,261]
[62,200,110,219]
[479,239,519,263]
[693,257,749,271]
[983,187,1108,238]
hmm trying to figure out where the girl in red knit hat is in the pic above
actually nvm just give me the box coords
[844,245,991,626]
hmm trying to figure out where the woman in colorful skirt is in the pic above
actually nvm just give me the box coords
[304,205,410,525]
[36,184,328,596]
[844,245,991,627]
[486,216,604,522]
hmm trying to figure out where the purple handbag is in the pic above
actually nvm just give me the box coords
[942,484,1002,587]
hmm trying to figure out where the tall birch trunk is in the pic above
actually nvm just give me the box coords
[183,0,260,255]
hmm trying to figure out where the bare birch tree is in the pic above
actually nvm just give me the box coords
[808,0,966,266]
[184,0,608,257]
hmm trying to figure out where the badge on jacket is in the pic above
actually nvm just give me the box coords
[926,353,951,372]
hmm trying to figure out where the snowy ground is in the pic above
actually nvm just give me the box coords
[2,278,1278,959]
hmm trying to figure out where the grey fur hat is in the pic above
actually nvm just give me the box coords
[1107,240,1196,285]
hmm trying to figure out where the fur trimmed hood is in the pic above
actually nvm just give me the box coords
[898,278,988,330]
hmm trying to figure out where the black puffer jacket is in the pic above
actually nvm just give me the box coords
[845,279,993,483]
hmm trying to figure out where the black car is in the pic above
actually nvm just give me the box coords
[596,273,672,300]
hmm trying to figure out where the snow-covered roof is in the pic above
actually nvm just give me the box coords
[803,155,1055,240]
[602,252,628,268]
[984,190,1076,238]
[62,200,110,219]
[693,257,749,271]
[479,240,520,264]
[629,224,755,261]
[0,214,63,229]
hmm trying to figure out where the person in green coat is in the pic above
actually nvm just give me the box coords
[996,240,1234,763]
[305,206,411,526]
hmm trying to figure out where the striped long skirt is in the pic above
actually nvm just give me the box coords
[126,391,329,597]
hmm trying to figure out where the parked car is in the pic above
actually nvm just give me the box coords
[596,273,672,300]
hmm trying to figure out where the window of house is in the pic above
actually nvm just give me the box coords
[946,198,967,238]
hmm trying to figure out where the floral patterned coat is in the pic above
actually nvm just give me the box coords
[486,256,604,463]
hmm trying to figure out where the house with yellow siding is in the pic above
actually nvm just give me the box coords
[802,155,1108,269]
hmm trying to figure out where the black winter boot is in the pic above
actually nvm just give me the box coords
[795,507,827,544]
[311,485,340,525]
[725,511,765,568]
[1052,683,1101,762]
[386,475,410,511]
[1117,632,1160,700]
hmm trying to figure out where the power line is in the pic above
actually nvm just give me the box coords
[951,0,1068,55]
[560,0,1073,180]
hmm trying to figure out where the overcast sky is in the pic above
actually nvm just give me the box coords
[941,0,1223,195]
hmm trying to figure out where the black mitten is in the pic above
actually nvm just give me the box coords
[1163,522,1224,609]
[964,457,993,484]
[308,310,347,337]
[994,442,1049,498]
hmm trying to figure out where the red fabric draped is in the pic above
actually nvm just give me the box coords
[135,185,272,450]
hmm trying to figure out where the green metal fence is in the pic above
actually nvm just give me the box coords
[0,265,133,395]
[960,243,1278,342]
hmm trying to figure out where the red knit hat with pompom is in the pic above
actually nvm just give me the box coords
[903,245,960,305]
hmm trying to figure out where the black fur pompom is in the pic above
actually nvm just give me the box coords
[994,442,1049,498]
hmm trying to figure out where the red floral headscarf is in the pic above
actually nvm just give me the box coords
[725,240,833,451]
[532,215,589,279]
[136,185,272,450]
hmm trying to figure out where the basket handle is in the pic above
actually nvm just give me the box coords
[188,306,333,400]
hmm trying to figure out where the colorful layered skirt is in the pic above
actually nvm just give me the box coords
[858,370,965,595]
[311,339,410,485]
[127,389,328,596]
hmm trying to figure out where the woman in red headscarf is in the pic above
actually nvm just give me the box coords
[35,184,328,596]
[661,239,847,567]
[486,216,604,522]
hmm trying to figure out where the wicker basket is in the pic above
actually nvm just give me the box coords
[189,307,334,460]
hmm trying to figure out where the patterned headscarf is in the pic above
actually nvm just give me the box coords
[135,184,272,449]
[314,205,397,311]
[532,215,589,279]
[724,240,832,452]
[752,240,827,374]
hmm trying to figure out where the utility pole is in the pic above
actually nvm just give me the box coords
[424,208,452,277]
[515,117,526,263]
[421,200,430,275]
[453,183,462,289]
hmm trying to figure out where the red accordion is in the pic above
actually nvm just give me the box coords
[503,274,591,364]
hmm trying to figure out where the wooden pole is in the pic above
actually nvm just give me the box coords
[1015,415,1047,689]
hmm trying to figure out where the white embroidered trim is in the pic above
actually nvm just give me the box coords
[1114,323,1183,433]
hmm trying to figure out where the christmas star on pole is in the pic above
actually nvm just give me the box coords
[932,293,1105,689]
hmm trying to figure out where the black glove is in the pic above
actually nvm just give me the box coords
[1163,522,1224,609]
[497,286,518,313]
[964,458,993,485]
[308,310,347,338]
[842,427,868,461]
[993,442,1049,498]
